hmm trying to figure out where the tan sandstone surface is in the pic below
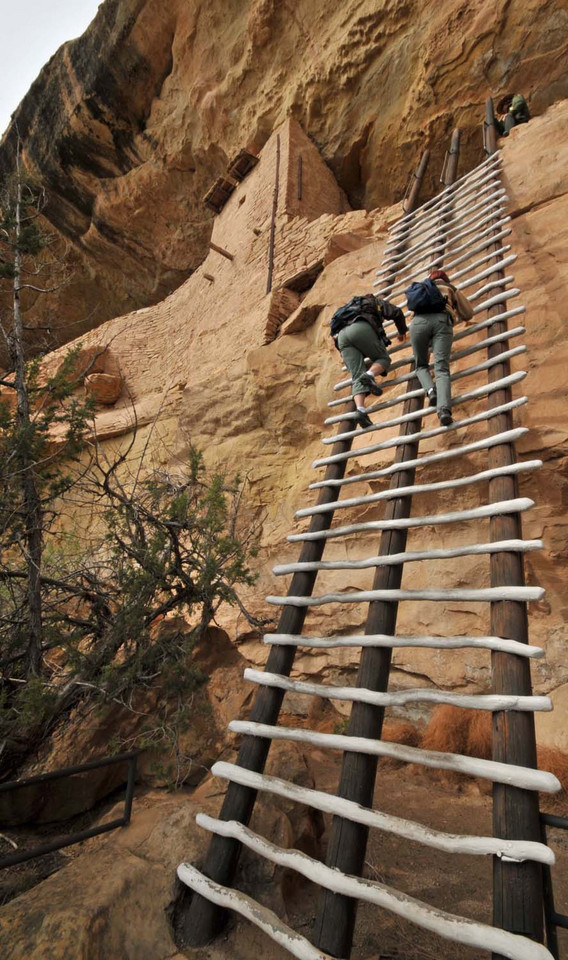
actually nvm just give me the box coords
[1,52,568,960]
[28,99,568,760]
[0,0,567,349]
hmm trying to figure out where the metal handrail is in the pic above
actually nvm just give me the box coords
[0,750,138,869]
[541,812,568,958]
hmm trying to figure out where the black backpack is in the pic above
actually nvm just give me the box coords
[330,295,387,340]
[405,279,447,314]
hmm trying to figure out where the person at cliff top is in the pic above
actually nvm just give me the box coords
[407,269,474,427]
[495,93,531,136]
[331,294,408,429]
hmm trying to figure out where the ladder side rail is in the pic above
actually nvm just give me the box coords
[181,413,357,945]
[311,159,442,955]
[482,199,546,953]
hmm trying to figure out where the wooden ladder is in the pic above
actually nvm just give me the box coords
[177,138,559,960]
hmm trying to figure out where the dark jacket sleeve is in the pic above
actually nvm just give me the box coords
[377,297,408,335]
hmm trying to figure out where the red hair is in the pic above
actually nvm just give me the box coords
[429,269,451,283]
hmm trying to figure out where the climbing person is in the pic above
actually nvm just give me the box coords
[495,93,531,136]
[406,269,474,427]
[330,294,408,428]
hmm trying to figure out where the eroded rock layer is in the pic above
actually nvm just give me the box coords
[1,0,567,344]
[36,102,568,753]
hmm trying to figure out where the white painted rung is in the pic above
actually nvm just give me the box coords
[177,863,334,960]
[324,366,525,426]
[376,244,512,301]
[229,721,561,794]
[385,188,506,256]
[473,287,520,314]
[193,812,554,960]
[326,370,523,439]
[446,218,512,264]
[273,538,542,574]
[385,202,508,268]
[197,808,554,960]
[374,226,513,295]
[393,183,507,243]
[309,456,539,499]
[310,427,528,491]
[288,494,532,544]
[314,397,526,470]
[264,632,544,659]
[456,254,516,288]
[246,669,551,714]
[387,193,508,258]
[212,762,555,864]
[390,155,502,234]
[469,275,514,301]
[267,585,543,608]
[446,227,512,270]
[385,210,511,278]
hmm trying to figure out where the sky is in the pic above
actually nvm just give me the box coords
[0,0,103,138]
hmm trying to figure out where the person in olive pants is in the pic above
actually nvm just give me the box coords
[409,270,474,426]
[410,312,454,424]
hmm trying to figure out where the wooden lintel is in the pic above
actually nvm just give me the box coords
[209,242,234,262]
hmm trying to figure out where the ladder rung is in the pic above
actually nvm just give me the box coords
[307,429,528,498]
[310,443,537,496]
[229,721,561,793]
[389,154,501,233]
[273,538,542,574]
[212,761,555,864]
[177,862,334,960]
[263,633,544,658]
[325,365,525,426]
[387,163,503,242]
[334,323,523,393]
[319,394,524,460]
[385,200,508,266]
[328,344,525,407]
[377,246,513,301]
[267,585,544,607]
[245,669,551,714]
[375,227,512,294]
[290,497,533,544]
[192,812,555,960]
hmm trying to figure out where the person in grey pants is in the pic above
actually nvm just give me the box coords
[409,269,474,426]
[336,299,408,428]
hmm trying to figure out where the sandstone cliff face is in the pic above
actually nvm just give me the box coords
[35,101,568,755]
[1,0,567,347]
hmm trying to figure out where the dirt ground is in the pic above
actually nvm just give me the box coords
[185,754,568,960]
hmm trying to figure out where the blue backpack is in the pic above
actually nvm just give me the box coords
[405,279,447,314]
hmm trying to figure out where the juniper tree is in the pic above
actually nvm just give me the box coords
[0,140,91,683]
[0,145,262,779]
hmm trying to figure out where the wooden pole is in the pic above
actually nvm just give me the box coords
[402,148,430,213]
[181,407,357,946]
[266,134,280,295]
[209,242,234,261]
[312,170,437,954]
[484,98,498,156]
[441,128,461,187]
[312,393,424,956]
[482,115,545,955]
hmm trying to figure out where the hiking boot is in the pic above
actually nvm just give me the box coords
[438,407,453,426]
[356,409,373,429]
[360,373,383,396]
[427,387,437,407]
